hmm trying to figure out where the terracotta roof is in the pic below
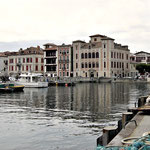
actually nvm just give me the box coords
[89,34,106,38]
[101,37,114,40]
[72,40,86,43]
[135,51,150,55]
[43,43,57,46]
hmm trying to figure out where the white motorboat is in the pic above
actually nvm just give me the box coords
[13,73,48,88]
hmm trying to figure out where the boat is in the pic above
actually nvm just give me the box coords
[99,77,112,83]
[0,83,24,92]
[11,73,48,88]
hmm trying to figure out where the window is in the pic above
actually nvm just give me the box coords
[22,65,24,71]
[23,58,25,63]
[63,72,65,76]
[94,38,97,41]
[114,62,116,68]
[96,62,99,68]
[92,52,95,58]
[75,45,78,50]
[30,58,32,63]
[36,58,38,63]
[76,54,78,59]
[122,54,124,59]
[104,62,106,68]
[104,72,106,77]
[126,63,128,69]
[41,65,44,71]
[85,63,87,68]
[9,59,13,64]
[67,64,69,69]
[26,58,29,63]
[81,63,84,68]
[92,62,95,68]
[111,62,113,68]
[96,52,99,58]
[35,65,38,71]
[104,52,106,58]
[88,53,91,58]
[26,65,28,71]
[41,58,44,63]
[126,54,128,60]
[89,63,91,68]
[60,64,61,69]
[12,66,13,71]
[81,53,84,59]
[111,52,113,58]
[67,72,69,76]
[59,72,61,77]
[85,53,87,58]
[104,44,106,48]
[76,63,78,68]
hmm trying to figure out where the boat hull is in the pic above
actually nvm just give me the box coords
[14,82,48,88]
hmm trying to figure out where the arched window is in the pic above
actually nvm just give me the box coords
[85,53,87,58]
[89,63,91,68]
[92,52,95,58]
[96,62,99,68]
[81,53,84,59]
[81,63,84,68]
[85,63,87,68]
[92,62,95,68]
[96,52,99,58]
[88,53,91,58]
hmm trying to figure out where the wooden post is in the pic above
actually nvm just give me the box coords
[122,112,133,129]
[102,126,117,146]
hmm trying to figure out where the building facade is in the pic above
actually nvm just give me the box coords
[43,43,58,77]
[8,46,44,76]
[57,44,72,77]
[72,34,130,78]
[0,52,8,76]
[43,43,73,77]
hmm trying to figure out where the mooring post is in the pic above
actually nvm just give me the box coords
[102,126,117,146]
[122,112,133,129]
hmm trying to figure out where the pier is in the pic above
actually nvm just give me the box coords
[97,95,150,149]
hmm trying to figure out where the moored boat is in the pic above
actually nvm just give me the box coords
[11,73,48,88]
[0,83,24,93]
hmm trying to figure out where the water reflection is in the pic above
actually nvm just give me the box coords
[1,83,150,150]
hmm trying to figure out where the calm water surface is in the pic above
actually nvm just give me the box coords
[0,83,150,150]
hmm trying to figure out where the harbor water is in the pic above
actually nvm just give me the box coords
[0,82,150,150]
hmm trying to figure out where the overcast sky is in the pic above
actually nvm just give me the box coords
[0,0,150,53]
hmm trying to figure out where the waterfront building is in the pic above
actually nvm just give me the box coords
[43,43,73,77]
[72,34,130,78]
[8,46,44,76]
[0,52,8,76]
[134,51,150,64]
[130,53,139,77]
[57,44,73,77]
[43,43,58,77]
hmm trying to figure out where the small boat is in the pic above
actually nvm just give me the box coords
[99,77,112,83]
[0,83,24,93]
[11,73,48,88]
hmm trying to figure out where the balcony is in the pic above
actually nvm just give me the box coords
[58,59,69,63]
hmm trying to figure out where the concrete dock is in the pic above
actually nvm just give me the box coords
[108,112,150,146]
[97,95,150,148]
